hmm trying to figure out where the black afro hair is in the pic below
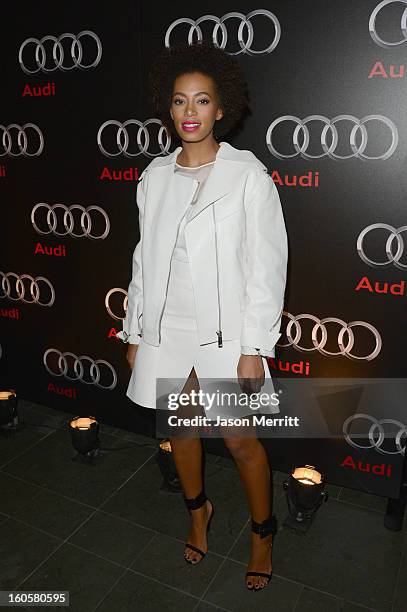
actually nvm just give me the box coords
[149,40,250,141]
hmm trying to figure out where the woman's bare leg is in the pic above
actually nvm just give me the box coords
[220,420,273,589]
[168,367,213,564]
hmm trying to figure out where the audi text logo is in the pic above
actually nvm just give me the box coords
[369,0,407,48]
[277,312,382,361]
[105,289,128,321]
[1,124,44,157]
[344,414,406,455]
[97,119,171,158]
[31,203,110,239]
[44,349,117,390]
[1,272,55,306]
[165,10,280,55]
[18,31,102,74]
[265,115,398,160]
[357,224,407,269]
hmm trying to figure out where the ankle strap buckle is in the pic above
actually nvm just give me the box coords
[251,515,277,539]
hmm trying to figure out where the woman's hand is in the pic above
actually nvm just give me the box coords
[126,344,139,371]
[237,354,265,395]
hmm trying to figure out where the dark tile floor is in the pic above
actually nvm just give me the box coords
[0,399,406,612]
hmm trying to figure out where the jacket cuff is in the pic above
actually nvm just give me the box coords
[240,326,281,356]
[116,330,128,342]
[116,330,141,344]
[241,345,276,358]
[241,346,259,355]
[116,311,143,344]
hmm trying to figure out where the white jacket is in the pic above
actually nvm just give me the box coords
[117,141,288,357]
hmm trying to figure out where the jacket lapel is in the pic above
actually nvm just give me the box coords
[149,142,236,224]
[186,158,234,222]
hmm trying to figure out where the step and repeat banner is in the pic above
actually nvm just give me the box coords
[1,1,406,495]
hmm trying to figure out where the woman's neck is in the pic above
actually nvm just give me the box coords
[176,140,220,168]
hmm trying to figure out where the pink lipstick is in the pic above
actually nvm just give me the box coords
[182,121,201,132]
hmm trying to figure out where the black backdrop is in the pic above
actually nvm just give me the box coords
[1,1,406,497]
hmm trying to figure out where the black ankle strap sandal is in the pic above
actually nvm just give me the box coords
[183,490,208,512]
[246,514,278,590]
[183,490,214,564]
[251,514,277,539]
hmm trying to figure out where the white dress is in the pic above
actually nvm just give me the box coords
[126,161,279,419]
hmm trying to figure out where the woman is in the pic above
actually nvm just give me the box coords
[117,40,288,591]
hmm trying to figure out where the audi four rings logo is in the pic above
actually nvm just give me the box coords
[105,289,128,321]
[18,31,102,74]
[0,272,55,306]
[357,224,407,269]
[31,203,110,239]
[1,124,44,157]
[369,0,407,48]
[277,312,382,361]
[97,119,171,158]
[43,348,117,390]
[265,115,398,160]
[165,10,280,56]
[343,414,407,455]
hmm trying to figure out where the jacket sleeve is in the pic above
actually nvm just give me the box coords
[240,171,288,354]
[116,169,148,344]
[241,346,276,358]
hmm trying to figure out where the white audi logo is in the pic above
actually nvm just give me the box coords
[165,10,281,55]
[18,31,102,74]
[105,288,128,321]
[357,223,407,269]
[1,123,44,157]
[277,312,382,361]
[43,348,117,390]
[1,271,55,306]
[31,203,110,239]
[369,0,407,48]
[97,119,171,158]
[265,115,398,160]
[344,414,407,455]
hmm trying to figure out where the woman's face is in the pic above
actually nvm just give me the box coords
[169,71,223,142]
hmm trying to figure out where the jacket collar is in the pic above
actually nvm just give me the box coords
[147,141,267,222]
[148,140,267,171]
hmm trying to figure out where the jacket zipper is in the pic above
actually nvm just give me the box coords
[212,206,223,348]
[157,180,200,343]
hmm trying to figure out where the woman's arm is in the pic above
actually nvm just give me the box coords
[116,169,149,344]
[240,171,288,354]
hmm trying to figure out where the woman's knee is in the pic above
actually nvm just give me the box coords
[222,435,260,462]
[169,432,200,448]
